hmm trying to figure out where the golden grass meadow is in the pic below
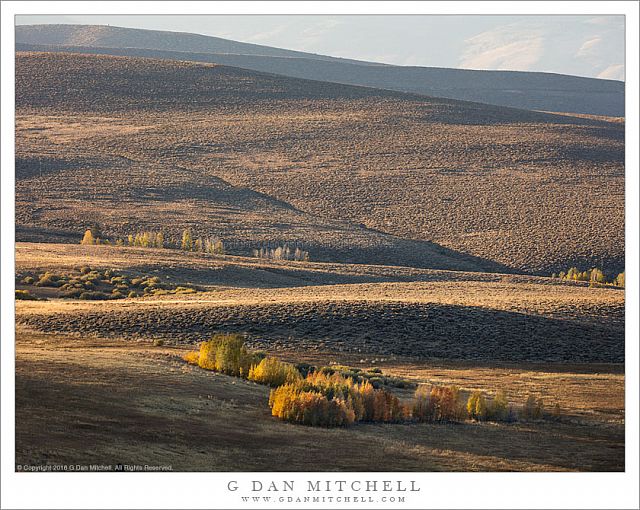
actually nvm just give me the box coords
[13,24,626,475]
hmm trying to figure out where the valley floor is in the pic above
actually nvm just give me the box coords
[15,333,624,472]
[14,243,625,471]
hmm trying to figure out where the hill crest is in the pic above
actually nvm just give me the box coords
[15,24,624,116]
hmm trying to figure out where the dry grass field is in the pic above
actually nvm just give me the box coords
[16,52,624,274]
[15,243,624,471]
[13,50,625,473]
[15,336,624,472]
[16,243,624,363]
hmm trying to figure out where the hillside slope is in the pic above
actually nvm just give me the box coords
[15,24,624,116]
[15,52,624,274]
[15,242,625,363]
[15,24,375,64]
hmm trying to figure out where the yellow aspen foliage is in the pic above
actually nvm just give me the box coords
[248,357,302,387]
[182,351,200,365]
[467,391,488,420]
[80,229,95,245]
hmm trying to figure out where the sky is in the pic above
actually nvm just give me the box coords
[15,15,625,80]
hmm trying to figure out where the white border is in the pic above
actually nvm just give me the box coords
[2,2,638,509]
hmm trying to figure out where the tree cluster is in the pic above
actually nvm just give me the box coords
[413,386,519,423]
[80,228,225,255]
[248,357,302,387]
[269,371,404,427]
[197,333,264,378]
[252,243,309,262]
[552,267,624,287]
[183,335,554,428]
[180,229,224,255]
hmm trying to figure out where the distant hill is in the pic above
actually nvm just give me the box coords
[14,24,376,64]
[15,24,624,116]
[15,52,624,275]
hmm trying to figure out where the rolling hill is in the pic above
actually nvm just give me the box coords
[13,26,627,478]
[15,51,624,274]
[15,24,624,116]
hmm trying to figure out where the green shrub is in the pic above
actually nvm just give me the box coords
[21,276,35,285]
[35,273,61,287]
[317,365,415,390]
[174,286,197,294]
[82,271,101,282]
[79,291,110,300]
[368,376,383,389]
[387,376,411,389]
[15,289,39,301]
[61,289,84,299]
[317,366,335,376]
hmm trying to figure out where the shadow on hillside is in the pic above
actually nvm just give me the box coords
[417,99,625,128]
[18,302,624,363]
[16,155,109,180]
[15,223,514,277]
[111,262,483,289]
[358,421,624,472]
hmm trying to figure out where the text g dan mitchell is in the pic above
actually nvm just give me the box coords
[227,480,420,493]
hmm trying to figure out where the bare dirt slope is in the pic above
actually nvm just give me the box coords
[15,52,624,275]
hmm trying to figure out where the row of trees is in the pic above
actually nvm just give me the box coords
[127,231,165,249]
[412,385,515,423]
[252,243,309,262]
[552,267,625,288]
[184,334,404,426]
[80,228,225,255]
[81,229,315,261]
[183,334,550,427]
[179,229,225,254]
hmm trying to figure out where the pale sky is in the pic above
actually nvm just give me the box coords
[15,15,625,80]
